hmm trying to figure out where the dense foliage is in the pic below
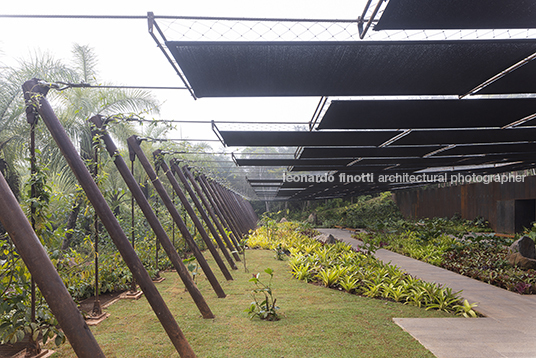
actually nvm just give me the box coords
[255,192,402,229]
[0,46,223,350]
[352,215,536,295]
[247,221,477,317]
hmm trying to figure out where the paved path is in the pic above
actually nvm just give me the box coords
[318,228,536,358]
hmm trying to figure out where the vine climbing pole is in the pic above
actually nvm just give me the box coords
[27,107,40,356]
[181,165,241,261]
[166,157,237,270]
[91,132,103,317]
[0,174,106,358]
[127,135,227,298]
[153,151,234,280]
[154,161,161,280]
[128,145,138,293]
[12,84,106,358]
[196,173,242,251]
[23,79,197,358]
[200,175,243,248]
[90,115,214,318]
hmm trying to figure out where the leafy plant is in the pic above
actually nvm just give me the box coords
[245,268,280,321]
[247,221,477,317]
[316,266,346,287]
[0,249,65,349]
[183,256,199,284]
[454,299,478,318]
[274,243,287,261]
[338,274,360,293]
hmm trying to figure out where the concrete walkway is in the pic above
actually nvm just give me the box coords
[318,228,536,358]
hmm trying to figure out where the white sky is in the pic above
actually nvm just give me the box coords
[0,0,366,148]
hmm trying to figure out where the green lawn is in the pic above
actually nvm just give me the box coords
[51,249,453,357]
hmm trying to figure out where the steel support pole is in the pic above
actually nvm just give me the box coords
[236,196,255,230]
[127,136,227,298]
[182,166,241,261]
[208,178,245,240]
[23,79,197,358]
[198,175,242,249]
[232,190,255,231]
[235,193,255,231]
[237,194,256,229]
[91,138,103,316]
[0,169,105,358]
[90,116,214,318]
[129,149,137,293]
[167,158,237,269]
[196,173,242,252]
[154,154,233,280]
[28,113,39,355]
[223,188,248,234]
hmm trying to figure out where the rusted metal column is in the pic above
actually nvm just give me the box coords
[90,116,214,318]
[218,185,245,234]
[218,184,247,235]
[153,152,234,280]
[223,188,249,234]
[235,192,256,231]
[91,137,103,316]
[167,158,237,269]
[245,200,259,227]
[233,191,255,231]
[235,193,256,231]
[127,136,227,298]
[199,175,242,249]
[28,113,38,355]
[128,148,137,293]
[182,166,241,261]
[210,179,246,239]
[204,177,243,240]
[237,196,255,230]
[195,172,242,253]
[0,170,105,358]
[154,165,161,278]
[23,79,197,358]
[236,194,256,229]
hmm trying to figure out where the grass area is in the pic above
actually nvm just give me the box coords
[51,249,453,358]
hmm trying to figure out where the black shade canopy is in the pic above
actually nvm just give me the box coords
[300,146,440,158]
[166,40,536,97]
[317,98,536,129]
[375,0,536,30]
[236,158,352,166]
[220,128,536,147]
[396,128,536,146]
[438,143,536,156]
[237,156,527,168]
[218,130,398,147]
[247,179,283,183]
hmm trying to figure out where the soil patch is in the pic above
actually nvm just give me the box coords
[77,291,123,316]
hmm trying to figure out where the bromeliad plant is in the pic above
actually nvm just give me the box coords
[245,268,280,321]
[248,220,478,317]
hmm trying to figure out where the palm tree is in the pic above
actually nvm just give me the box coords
[50,44,160,250]
[0,44,160,249]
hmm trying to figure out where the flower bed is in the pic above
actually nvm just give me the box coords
[247,220,477,317]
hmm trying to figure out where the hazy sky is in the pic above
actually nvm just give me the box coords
[0,0,366,147]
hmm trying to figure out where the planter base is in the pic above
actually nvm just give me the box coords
[119,291,144,300]
[85,312,110,326]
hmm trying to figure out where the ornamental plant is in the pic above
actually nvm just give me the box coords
[248,220,478,317]
[245,268,280,321]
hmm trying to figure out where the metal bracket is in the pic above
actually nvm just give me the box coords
[211,120,226,146]
[147,12,197,100]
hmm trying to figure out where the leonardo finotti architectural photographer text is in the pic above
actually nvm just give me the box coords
[282,172,526,185]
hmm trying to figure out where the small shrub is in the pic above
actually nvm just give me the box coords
[245,268,280,321]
